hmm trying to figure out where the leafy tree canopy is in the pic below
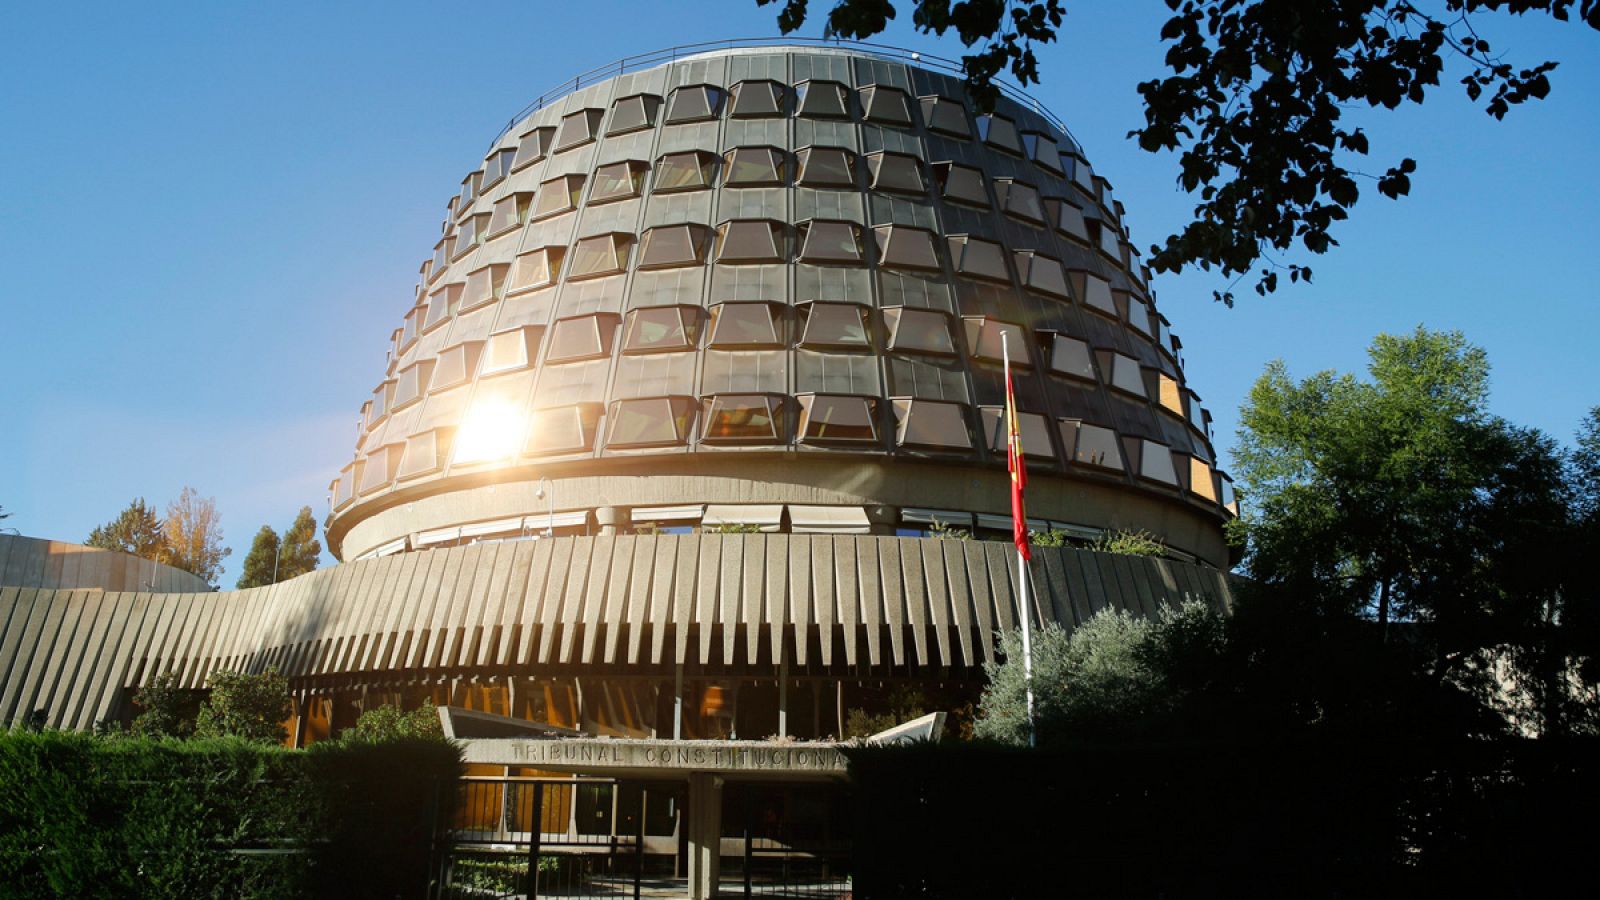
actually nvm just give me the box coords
[757,0,1599,302]
[129,672,199,739]
[194,669,292,745]
[339,704,447,743]
[85,498,169,561]
[277,506,321,581]
[163,487,230,589]
[236,526,281,589]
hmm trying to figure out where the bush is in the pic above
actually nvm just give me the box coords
[339,703,444,742]
[0,727,461,899]
[194,670,292,744]
[130,672,199,738]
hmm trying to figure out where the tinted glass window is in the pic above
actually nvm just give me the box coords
[432,342,481,391]
[980,407,1054,459]
[424,283,460,331]
[608,94,660,135]
[860,85,913,125]
[800,303,870,348]
[933,162,988,207]
[1081,273,1118,316]
[510,247,562,293]
[567,233,629,280]
[622,306,696,353]
[482,327,540,375]
[723,146,785,186]
[533,174,584,219]
[638,224,710,269]
[1017,251,1070,299]
[399,429,452,479]
[978,114,1023,154]
[867,151,925,195]
[554,108,604,152]
[715,220,784,264]
[1140,440,1179,485]
[708,303,782,348]
[1047,198,1090,241]
[487,192,532,237]
[796,80,849,118]
[948,235,1010,283]
[655,151,715,192]
[528,404,602,454]
[996,179,1045,224]
[607,397,692,447]
[1022,131,1064,175]
[919,96,971,138]
[665,85,723,123]
[462,263,507,310]
[547,314,615,363]
[590,161,647,204]
[964,317,1029,366]
[702,394,782,442]
[894,399,972,449]
[1064,421,1124,470]
[512,126,555,171]
[731,80,784,118]
[1110,353,1147,397]
[797,147,856,188]
[875,225,941,272]
[799,395,877,443]
[885,307,955,355]
[798,220,863,264]
[1049,334,1096,381]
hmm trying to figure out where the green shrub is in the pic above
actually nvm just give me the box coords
[339,703,444,742]
[194,669,292,745]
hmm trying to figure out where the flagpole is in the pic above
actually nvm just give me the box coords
[1003,332,1037,748]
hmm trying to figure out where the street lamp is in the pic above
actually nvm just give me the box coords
[534,476,555,538]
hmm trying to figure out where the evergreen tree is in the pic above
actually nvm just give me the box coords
[85,498,169,562]
[235,526,281,589]
[276,506,321,581]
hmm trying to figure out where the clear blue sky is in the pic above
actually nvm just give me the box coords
[2,2,1595,582]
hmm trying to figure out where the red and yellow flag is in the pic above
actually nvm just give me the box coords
[1006,354,1031,561]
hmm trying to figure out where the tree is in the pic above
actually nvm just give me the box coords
[339,704,446,742]
[163,487,230,588]
[130,672,198,738]
[1231,328,1595,733]
[757,0,1599,302]
[275,506,321,581]
[193,669,292,744]
[235,526,281,589]
[85,498,169,562]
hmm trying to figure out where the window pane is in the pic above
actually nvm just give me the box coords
[885,307,954,355]
[1081,273,1117,316]
[1049,335,1096,381]
[980,407,1054,459]
[702,394,781,442]
[528,404,601,454]
[547,315,611,362]
[608,94,660,135]
[723,146,784,186]
[568,234,629,280]
[655,151,714,192]
[933,162,988,207]
[708,303,781,348]
[964,318,1029,365]
[607,397,691,447]
[799,395,877,443]
[665,85,722,124]
[860,85,912,125]
[731,81,783,118]
[867,151,925,195]
[949,236,1010,283]
[590,161,646,204]
[875,225,941,272]
[715,220,783,264]
[1188,457,1218,501]
[1068,422,1124,470]
[424,283,460,332]
[996,179,1044,224]
[1018,252,1069,299]
[638,225,709,269]
[462,263,508,311]
[1127,296,1153,336]
[797,147,856,188]
[399,428,453,479]
[487,193,532,238]
[623,306,694,353]
[801,303,870,348]
[797,220,863,264]
[512,126,554,172]
[1110,353,1146,397]
[482,327,539,375]
[1140,440,1179,485]
[1022,131,1064,174]
[554,108,603,152]
[978,114,1023,154]
[533,174,583,219]
[894,399,972,449]
[510,247,562,293]
[1048,199,1090,242]
[433,342,481,391]
[796,80,849,118]
[919,96,971,138]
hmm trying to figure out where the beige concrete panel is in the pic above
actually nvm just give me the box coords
[832,537,860,667]
[403,550,453,669]
[1036,549,1073,627]
[876,538,906,667]
[810,536,835,667]
[942,541,976,668]
[594,536,634,665]
[919,540,954,667]
[48,591,113,728]
[984,541,1019,634]
[621,536,655,665]
[513,539,558,666]
[372,553,423,670]
[170,593,217,688]
[438,545,488,669]
[670,535,701,667]
[417,547,469,669]
[48,546,73,589]
[737,535,764,665]
[694,537,721,666]
[124,593,175,687]
[646,531,678,666]
[786,536,810,667]
[282,572,329,677]
[455,545,504,668]
[476,541,523,666]
[857,538,883,667]
[900,539,930,667]
[563,537,611,664]
[322,558,375,675]
[192,590,239,687]
[31,591,90,725]
[134,591,184,685]
[62,591,122,730]
[759,536,784,666]
[1058,549,1095,625]
[341,556,398,673]
[1073,548,1109,618]
[77,592,144,729]
[0,588,31,680]
[93,593,157,725]
[0,542,13,586]
[7,590,70,723]
[960,541,996,663]
[532,539,577,665]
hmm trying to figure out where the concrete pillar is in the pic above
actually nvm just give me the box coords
[686,773,723,900]
[596,506,621,536]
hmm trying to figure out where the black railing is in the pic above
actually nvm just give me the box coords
[487,37,1079,149]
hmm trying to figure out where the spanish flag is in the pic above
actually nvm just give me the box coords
[1005,344,1031,561]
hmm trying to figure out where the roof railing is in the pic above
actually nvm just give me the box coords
[488,37,1080,151]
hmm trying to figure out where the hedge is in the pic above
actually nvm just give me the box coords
[0,730,461,899]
